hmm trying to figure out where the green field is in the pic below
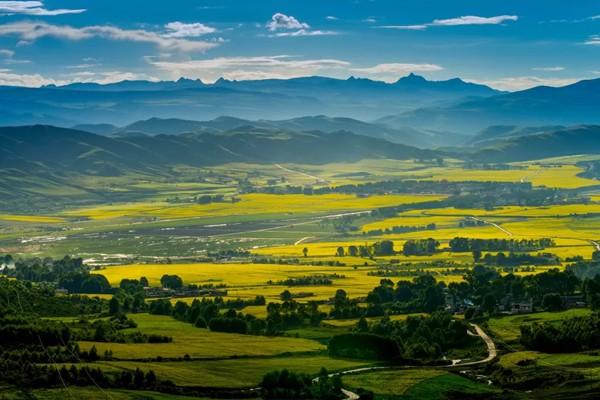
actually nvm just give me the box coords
[78,313,324,360]
[487,309,593,344]
[342,369,497,399]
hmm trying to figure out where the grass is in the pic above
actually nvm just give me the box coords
[78,313,324,360]
[488,308,593,343]
[94,355,370,387]
[4,388,205,400]
[342,369,497,399]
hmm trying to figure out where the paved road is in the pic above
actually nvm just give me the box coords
[469,216,513,237]
[274,163,327,183]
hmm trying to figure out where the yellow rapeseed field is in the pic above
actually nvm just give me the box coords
[63,193,445,220]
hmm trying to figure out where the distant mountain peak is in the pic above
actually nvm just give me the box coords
[397,73,427,83]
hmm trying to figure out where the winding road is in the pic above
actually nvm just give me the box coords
[316,323,497,399]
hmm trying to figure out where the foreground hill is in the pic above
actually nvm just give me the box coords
[0,75,499,126]
[0,125,437,176]
[471,125,600,162]
[379,78,600,133]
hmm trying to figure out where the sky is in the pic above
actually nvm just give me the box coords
[0,0,598,90]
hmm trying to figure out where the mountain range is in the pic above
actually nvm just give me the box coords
[379,78,600,133]
[0,74,499,127]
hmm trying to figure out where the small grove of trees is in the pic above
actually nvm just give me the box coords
[160,274,183,290]
[366,275,446,313]
[521,313,600,353]
[336,239,439,258]
[148,296,268,334]
[0,255,113,294]
[261,368,342,399]
[328,312,471,363]
[402,239,439,256]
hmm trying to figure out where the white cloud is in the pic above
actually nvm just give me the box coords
[265,13,338,37]
[363,18,377,23]
[0,1,85,16]
[431,15,518,26]
[0,69,57,86]
[163,21,216,38]
[585,35,600,45]
[532,66,565,72]
[272,29,338,37]
[267,13,309,31]
[326,16,338,21]
[70,70,160,85]
[470,76,579,91]
[351,63,443,82]
[0,68,159,87]
[0,21,219,52]
[380,15,518,30]
[0,48,13,57]
[150,55,350,82]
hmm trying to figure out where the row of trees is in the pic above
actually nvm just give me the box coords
[449,237,555,252]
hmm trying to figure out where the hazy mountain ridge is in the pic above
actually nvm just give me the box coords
[0,75,500,127]
[379,78,600,133]
[471,125,600,162]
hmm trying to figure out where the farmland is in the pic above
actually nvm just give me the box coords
[3,154,600,400]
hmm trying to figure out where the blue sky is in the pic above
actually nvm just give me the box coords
[0,0,598,90]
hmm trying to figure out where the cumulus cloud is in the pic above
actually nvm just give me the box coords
[470,76,579,91]
[267,13,310,31]
[351,63,443,82]
[0,21,219,52]
[150,55,350,82]
[380,15,518,30]
[265,12,336,37]
[0,1,85,16]
[163,21,216,38]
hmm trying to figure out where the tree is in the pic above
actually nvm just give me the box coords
[356,317,369,332]
[373,240,394,256]
[481,293,497,314]
[108,297,120,315]
[302,247,308,257]
[421,285,445,313]
[145,370,157,386]
[336,247,345,257]
[160,274,183,290]
[472,250,482,262]
[542,293,564,311]
[280,290,293,301]
[140,276,149,287]
[348,246,358,257]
